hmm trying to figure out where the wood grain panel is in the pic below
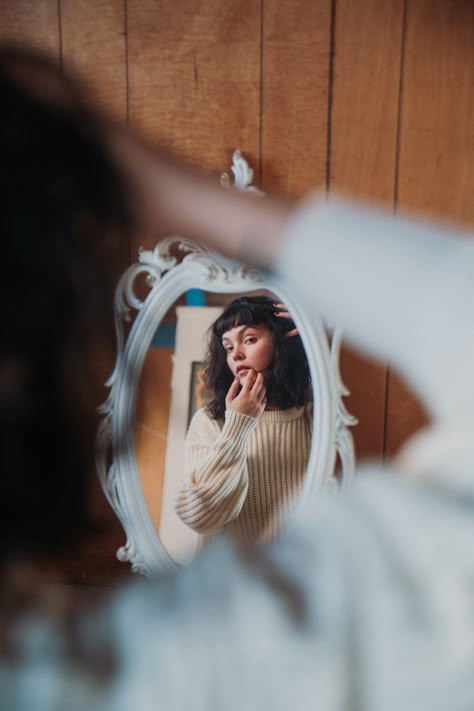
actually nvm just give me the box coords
[0,0,59,57]
[59,0,127,121]
[127,0,261,175]
[330,0,404,203]
[261,0,332,195]
[386,0,474,456]
[330,0,405,461]
[397,0,474,225]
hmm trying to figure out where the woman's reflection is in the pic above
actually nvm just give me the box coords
[175,295,314,544]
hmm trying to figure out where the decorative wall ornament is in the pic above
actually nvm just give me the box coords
[96,151,357,575]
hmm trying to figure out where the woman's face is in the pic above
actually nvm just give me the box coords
[221,323,275,384]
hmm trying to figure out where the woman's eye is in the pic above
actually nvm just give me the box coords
[245,338,257,344]
[225,346,233,353]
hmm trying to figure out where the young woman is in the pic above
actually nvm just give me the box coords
[174,295,315,545]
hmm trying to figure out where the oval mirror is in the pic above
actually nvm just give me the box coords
[96,153,356,574]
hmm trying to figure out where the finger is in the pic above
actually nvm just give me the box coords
[250,371,264,392]
[274,311,291,319]
[274,303,298,336]
[241,369,256,392]
[225,377,240,402]
[273,303,291,319]
[253,375,266,397]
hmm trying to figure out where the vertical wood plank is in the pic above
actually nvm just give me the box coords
[386,0,474,456]
[127,0,261,178]
[0,0,60,56]
[330,0,405,460]
[59,0,127,121]
[331,0,405,203]
[261,0,332,195]
[397,0,474,225]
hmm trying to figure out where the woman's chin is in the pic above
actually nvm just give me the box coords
[237,368,252,381]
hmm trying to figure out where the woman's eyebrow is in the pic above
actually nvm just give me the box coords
[222,325,260,344]
[222,326,246,342]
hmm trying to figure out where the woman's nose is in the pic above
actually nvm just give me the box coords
[232,346,244,360]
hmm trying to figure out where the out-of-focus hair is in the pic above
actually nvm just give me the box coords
[0,47,132,565]
[204,295,311,421]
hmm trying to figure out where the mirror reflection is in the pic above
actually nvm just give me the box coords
[136,291,323,565]
[99,163,355,575]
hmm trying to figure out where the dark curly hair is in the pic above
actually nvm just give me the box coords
[204,296,311,421]
[0,47,131,565]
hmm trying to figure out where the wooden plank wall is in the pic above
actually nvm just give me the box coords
[1,0,473,581]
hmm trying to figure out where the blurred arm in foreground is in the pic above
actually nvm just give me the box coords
[113,122,474,431]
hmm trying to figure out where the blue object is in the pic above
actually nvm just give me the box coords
[150,324,176,348]
[185,289,206,306]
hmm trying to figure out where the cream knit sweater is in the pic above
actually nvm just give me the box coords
[175,405,313,544]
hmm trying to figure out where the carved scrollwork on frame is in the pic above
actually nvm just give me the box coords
[96,151,357,576]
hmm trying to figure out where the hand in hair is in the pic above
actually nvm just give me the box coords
[225,371,267,419]
[273,304,299,338]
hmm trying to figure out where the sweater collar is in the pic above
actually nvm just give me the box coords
[259,406,306,423]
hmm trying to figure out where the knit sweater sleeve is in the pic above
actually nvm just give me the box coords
[175,408,259,534]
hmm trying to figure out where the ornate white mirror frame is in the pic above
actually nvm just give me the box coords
[96,152,357,575]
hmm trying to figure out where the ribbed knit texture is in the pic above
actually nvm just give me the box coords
[175,405,313,543]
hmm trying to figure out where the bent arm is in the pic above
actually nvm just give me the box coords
[111,127,474,423]
[175,409,258,534]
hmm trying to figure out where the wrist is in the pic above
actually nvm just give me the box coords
[223,409,259,438]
